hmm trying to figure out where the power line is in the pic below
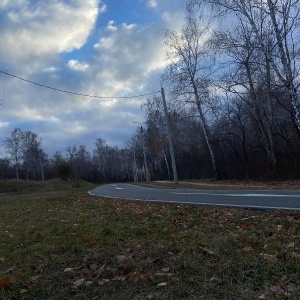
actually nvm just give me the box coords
[0,70,160,99]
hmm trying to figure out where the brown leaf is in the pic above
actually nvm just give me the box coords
[92,264,105,278]
[88,237,97,247]
[133,272,143,280]
[292,253,300,263]
[146,276,153,284]
[29,264,38,271]
[123,265,134,276]
[239,223,248,229]
[200,262,213,270]
[0,277,10,288]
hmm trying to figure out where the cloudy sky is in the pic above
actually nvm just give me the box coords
[0,0,187,157]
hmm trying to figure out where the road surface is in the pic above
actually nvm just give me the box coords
[89,183,300,210]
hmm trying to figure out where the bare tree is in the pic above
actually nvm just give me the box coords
[193,0,300,133]
[163,10,221,179]
[4,128,24,179]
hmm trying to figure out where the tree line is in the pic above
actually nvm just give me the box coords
[2,0,300,182]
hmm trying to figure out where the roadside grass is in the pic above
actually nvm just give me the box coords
[0,180,299,299]
[138,179,300,190]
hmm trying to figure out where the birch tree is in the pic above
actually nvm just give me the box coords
[192,0,300,134]
[163,11,221,179]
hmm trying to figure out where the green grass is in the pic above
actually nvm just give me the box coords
[0,179,299,299]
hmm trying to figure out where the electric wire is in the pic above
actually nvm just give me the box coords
[0,70,160,99]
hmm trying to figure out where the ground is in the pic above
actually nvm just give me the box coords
[0,179,299,299]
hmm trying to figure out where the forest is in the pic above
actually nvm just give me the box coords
[2,0,300,182]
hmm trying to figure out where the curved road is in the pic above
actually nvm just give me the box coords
[89,183,300,211]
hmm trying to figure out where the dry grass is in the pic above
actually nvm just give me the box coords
[0,179,299,299]
[137,179,300,190]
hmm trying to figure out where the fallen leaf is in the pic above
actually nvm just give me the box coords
[30,275,41,283]
[157,282,168,287]
[0,277,10,288]
[0,258,5,263]
[242,245,253,252]
[197,244,214,255]
[116,255,128,264]
[281,275,287,282]
[87,263,98,271]
[146,276,153,284]
[162,267,170,272]
[144,257,163,264]
[270,284,281,292]
[210,276,222,284]
[64,268,74,273]
[98,279,110,286]
[0,267,15,277]
[286,283,296,293]
[29,265,37,271]
[133,272,143,280]
[112,275,127,281]
[123,265,134,275]
[200,262,213,269]
[85,281,93,286]
[73,278,85,287]
[239,223,248,229]
[92,264,105,278]
[155,272,173,277]
[260,253,278,263]
[292,253,300,263]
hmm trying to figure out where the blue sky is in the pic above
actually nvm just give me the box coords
[0,0,187,157]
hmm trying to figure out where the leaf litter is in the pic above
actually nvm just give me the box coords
[1,189,300,299]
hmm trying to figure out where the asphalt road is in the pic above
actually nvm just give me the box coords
[89,183,300,211]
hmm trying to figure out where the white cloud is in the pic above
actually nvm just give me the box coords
[147,0,158,8]
[0,0,188,156]
[0,0,101,72]
[68,60,89,72]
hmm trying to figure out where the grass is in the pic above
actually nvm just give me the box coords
[0,179,299,299]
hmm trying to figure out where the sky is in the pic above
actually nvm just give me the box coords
[0,0,187,157]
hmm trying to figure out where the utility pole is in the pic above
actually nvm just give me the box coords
[161,87,179,184]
